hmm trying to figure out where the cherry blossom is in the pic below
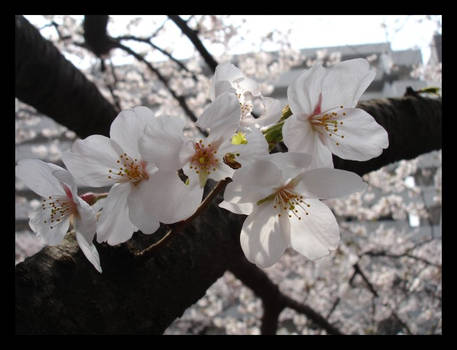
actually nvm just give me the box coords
[62,106,202,245]
[141,92,270,190]
[219,152,367,268]
[209,62,283,131]
[15,159,102,273]
[282,58,389,168]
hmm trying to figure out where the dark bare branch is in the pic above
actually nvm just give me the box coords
[116,35,198,80]
[113,41,200,125]
[168,15,218,73]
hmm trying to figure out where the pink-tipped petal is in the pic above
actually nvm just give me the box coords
[287,64,326,118]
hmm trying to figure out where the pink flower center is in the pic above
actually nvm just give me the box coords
[41,186,78,229]
[272,181,310,220]
[189,139,220,175]
[108,153,149,186]
[308,95,346,146]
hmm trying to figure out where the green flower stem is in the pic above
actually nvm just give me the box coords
[262,104,292,152]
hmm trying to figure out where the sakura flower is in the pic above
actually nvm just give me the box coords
[209,62,282,131]
[282,58,389,168]
[62,106,202,245]
[219,152,367,268]
[139,92,269,190]
[15,159,102,273]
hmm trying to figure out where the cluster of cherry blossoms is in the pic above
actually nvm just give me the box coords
[16,58,388,273]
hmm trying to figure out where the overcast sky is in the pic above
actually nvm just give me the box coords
[25,15,441,70]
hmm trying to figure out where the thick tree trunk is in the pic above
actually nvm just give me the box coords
[15,15,117,138]
[16,199,244,334]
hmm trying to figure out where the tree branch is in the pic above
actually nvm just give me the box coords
[116,35,198,81]
[168,15,218,73]
[228,256,343,335]
[15,15,118,138]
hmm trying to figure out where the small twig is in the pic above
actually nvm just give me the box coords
[352,262,413,335]
[116,35,198,81]
[150,18,168,39]
[353,263,379,297]
[362,250,441,268]
[40,20,72,41]
[326,297,341,319]
[134,178,231,263]
[113,41,208,137]
[104,59,122,112]
[279,294,343,335]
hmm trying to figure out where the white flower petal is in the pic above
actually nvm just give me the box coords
[29,206,70,245]
[289,198,340,260]
[110,106,155,158]
[322,108,389,161]
[73,196,97,243]
[247,97,283,129]
[219,200,254,216]
[127,183,161,234]
[229,158,283,203]
[62,135,123,187]
[282,116,334,168]
[222,181,262,208]
[129,171,203,226]
[208,162,234,183]
[240,203,288,268]
[296,168,367,199]
[139,115,186,171]
[213,80,236,100]
[75,231,102,273]
[320,58,376,111]
[211,62,259,99]
[266,152,312,180]
[179,139,196,167]
[196,92,241,140]
[16,159,66,198]
[50,168,78,198]
[96,183,137,245]
[287,64,326,117]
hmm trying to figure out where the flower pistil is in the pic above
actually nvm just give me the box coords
[108,152,149,185]
[310,106,346,146]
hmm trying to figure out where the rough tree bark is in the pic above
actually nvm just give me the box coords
[15,15,442,334]
[15,15,118,138]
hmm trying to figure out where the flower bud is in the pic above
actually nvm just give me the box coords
[80,192,96,205]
